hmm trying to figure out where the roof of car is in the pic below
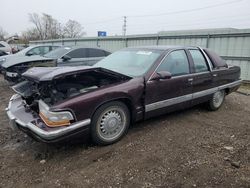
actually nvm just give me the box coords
[127,45,199,51]
[30,44,60,47]
[61,45,106,50]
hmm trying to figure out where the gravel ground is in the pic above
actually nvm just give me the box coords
[0,75,249,188]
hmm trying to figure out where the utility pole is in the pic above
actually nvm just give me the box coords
[122,16,127,36]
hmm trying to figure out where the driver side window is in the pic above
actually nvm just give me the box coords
[27,47,40,55]
[157,50,190,76]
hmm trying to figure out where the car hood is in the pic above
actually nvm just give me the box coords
[22,66,131,82]
[0,54,16,59]
[1,55,54,68]
[0,54,16,65]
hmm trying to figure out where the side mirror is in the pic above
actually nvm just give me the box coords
[26,51,34,56]
[150,71,172,81]
[62,55,71,61]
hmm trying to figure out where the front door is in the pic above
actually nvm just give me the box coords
[58,48,88,66]
[145,49,193,118]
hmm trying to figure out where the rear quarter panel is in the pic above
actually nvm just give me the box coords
[212,66,241,87]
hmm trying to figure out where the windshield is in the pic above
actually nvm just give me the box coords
[15,46,34,55]
[43,47,71,58]
[94,49,162,77]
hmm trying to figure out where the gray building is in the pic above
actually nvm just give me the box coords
[30,28,250,80]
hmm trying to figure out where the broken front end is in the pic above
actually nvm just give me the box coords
[6,67,129,142]
[6,80,91,143]
[3,59,56,83]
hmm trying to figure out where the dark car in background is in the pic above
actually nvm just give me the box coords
[2,46,111,83]
[43,46,111,66]
[6,46,241,145]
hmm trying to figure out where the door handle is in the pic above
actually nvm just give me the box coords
[188,78,193,82]
[213,74,217,77]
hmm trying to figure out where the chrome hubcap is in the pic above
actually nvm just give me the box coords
[97,108,126,141]
[213,91,224,108]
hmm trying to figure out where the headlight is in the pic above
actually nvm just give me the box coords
[0,58,6,62]
[39,100,74,127]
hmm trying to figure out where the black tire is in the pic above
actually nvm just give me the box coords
[207,90,225,111]
[91,101,130,145]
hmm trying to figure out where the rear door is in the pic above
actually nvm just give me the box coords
[86,48,107,66]
[187,49,214,105]
[145,49,193,118]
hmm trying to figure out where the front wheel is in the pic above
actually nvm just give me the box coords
[207,90,225,111]
[91,101,130,145]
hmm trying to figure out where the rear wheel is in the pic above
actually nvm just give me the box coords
[207,90,225,111]
[91,101,130,145]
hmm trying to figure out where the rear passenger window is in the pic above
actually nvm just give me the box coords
[67,48,87,58]
[189,50,209,73]
[88,48,105,57]
[157,50,189,76]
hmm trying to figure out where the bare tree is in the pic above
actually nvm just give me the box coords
[42,13,62,39]
[21,28,41,42]
[24,13,85,41]
[0,27,8,40]
[28,13,63,40]
[63,20,85,38]
[29,13,44,39]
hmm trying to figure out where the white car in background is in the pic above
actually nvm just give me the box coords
[0,41,12,54]
[0,45,61,74]
[0,44,60,67]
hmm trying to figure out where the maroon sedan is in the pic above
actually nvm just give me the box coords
[6,46,241,145]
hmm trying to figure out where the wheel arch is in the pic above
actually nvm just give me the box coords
[91,97,135,124]
[224,88,230,95]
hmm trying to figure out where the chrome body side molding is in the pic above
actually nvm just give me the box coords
[145,80,241,112]
[146,94,192,112]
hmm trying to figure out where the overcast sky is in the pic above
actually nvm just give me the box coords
[1,0,250,37]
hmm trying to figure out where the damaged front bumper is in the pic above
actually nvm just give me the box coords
[3,71,21,83]
[6,94,91,143]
